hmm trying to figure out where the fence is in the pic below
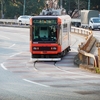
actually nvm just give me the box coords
[71,27,100,73]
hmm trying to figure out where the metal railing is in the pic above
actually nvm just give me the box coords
[72,27,98,72]
[0,19,17,24]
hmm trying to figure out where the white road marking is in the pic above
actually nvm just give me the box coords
[1,63,7,70]
[0,52,22,70]
[8,44,15,48]
[0,35,10,40]
[9,52,22,57]
[23,79,49,87]
[55,66,99,78]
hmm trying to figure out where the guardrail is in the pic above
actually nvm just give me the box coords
[71,27,91,36]
[0,19,30,28]
[96,43,100,72]
[0,19,17,24]
[71,27,99,73]
[71,18,81,23]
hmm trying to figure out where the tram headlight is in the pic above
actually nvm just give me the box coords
[51,47,57,50]
[33,47,39,50]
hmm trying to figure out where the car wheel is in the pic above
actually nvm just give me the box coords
[19,20,22,25]
[89,26,92,30]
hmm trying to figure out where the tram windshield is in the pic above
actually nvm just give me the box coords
[33,25,57,43]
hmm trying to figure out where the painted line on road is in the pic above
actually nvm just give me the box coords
[55,66,99,78]
[1,63,7,70]
[0,35,10,40]
[1,52,22,70]
[9,52,22,57]
[8,44,15,48]
[23,79,49,87]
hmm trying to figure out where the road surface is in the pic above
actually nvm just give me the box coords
[0,27,100,100]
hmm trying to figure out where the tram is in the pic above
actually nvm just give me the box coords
[30,0,71,61]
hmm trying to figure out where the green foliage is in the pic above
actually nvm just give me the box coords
[0,0,45,18]
[5,0,22,18]
[0,0,100,18]
[63,0,100,13]
[95,67,100,73]
[25,0,45,15]
[91,0,100,10]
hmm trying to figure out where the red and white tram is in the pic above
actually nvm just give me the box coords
[29,1,71,61]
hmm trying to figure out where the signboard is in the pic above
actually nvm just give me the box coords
[33,19,57,24]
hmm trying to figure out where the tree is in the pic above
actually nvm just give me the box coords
[25,0,45,15]
[91,0,100,10]
[0,0,100,18]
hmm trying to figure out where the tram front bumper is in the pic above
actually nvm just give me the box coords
[31,58,61,62]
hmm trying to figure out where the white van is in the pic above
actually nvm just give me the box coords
[89,17,100,30]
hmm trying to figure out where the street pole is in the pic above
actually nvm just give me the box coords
[1,0,3,18]
[60,0,62,8]
[78,0,79,11]
[23,0,26,15]
[88,0,90,10]
[69,0,70,11]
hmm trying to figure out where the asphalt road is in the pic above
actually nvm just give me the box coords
[0,26,100,100]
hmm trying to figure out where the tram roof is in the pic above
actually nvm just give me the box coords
[32,15,71,20]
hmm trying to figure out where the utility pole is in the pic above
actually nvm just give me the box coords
[1,0,3,18]
[23,0,26,15]
[60,0,62,8]
[69,0,70,11]
[88,0,90,10]
[78,0,79,11]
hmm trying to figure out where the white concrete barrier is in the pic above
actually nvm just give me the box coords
[0,19,17,24]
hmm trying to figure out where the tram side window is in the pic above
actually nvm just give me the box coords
[63,24,67,32]
[49,26,57,40]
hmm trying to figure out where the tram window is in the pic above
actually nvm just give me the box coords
[33,27,39,39]
[63,24,67,32]
[41,27,47,30]
[39,27,48,38]
[33,25,57,42]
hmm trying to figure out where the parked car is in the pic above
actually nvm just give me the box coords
[17,15,32,25]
